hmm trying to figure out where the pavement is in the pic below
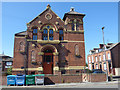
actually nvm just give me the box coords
[1,80,120,88]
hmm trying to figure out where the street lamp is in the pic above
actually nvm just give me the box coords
[102,27,108,82]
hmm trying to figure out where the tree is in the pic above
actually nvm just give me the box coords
[86,63,88,67]
[7,66,12,75]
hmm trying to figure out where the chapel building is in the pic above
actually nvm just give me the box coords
[12,5,86,75]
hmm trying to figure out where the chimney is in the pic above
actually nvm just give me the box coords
[70,7,75,12]
[47,4,51,9]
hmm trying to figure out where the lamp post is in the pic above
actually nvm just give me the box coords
[102,27,108,82]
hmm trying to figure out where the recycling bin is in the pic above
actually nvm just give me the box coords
[7,75,16,86]
[26,75,35,85]
[16,75,25,86]
[35,74,44,85]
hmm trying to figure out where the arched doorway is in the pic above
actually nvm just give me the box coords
[40,44,58,74]
[43,48,53,74]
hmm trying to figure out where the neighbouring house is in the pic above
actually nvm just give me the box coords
[87,42,120,76]
[12,4,86,75]
[0,54,13,75]
[0,58,2,72]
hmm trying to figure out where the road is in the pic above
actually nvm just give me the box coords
[1,81,119,89]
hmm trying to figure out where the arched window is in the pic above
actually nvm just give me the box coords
[49,29,53,40]
[42,25,53,40]
[19,42,25,52]
[71,19,80,31]
[75,44,79,56]
[32,28,37,40]
[96,64,98,69]
[104,63,106,70]
[31,50,36,62]
[71,20,75,31]
[59,29,64,40]
[43,29,48,40]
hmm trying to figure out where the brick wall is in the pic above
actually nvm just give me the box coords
[2,73,107,86]
[87,73,107,82]
[44,74,82,84]
[1,76,7,86]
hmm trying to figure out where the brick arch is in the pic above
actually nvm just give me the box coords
[30,25,40,30]
[19,41,25,51]
[58,27,66,31]
[40,23,57,31]
[40,44,58,53]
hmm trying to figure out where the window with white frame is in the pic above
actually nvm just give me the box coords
[92,56,94,63]
[99,55,101,61]
[6,62,12,66]
[103,54,105,61]
[95,56,98,62]
[89,64,92,70]
[104,63,106,70]
[96,50,98,53]
[89,57,91,63]
[108,53,110,60]
[96,64,98,69]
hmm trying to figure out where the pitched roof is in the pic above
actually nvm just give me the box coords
[109,42,120,50]
[2,58,13,62]
[63,8,85,21]
[66,11,85,15]
[89,42,120,54]
[15,31,27,36]
[28,4,65,24]
[0,54,11,58]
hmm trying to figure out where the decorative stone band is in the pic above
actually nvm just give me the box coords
[60,66,85,70]
[55,30,84,33]
[12,67,43,71]
[53,67,59,71]
[38,52,59,56]
[37,40,60,44]
[65,30,84,33]
[12,66,85,71]
[53,52,59,55]
[66,41,84,43]
[26,39,84,43]
[15,36,26,38]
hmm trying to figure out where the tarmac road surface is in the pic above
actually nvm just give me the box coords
[1,81,120,90]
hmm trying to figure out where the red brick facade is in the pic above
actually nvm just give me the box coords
[87,43,120,76]
[12,5,86,75]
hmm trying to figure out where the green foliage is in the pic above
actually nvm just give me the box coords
[84,69,92,73]
[86,63,88,67]
[7,66,12,75]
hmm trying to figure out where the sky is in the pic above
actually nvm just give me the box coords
[1,2,118,63]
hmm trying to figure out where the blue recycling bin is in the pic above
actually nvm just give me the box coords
[7,75,16,86]
[16,75,25,86]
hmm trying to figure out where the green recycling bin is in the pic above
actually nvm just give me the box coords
[26,75,35,85]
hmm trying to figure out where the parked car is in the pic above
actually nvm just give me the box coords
[92,69,105,73]
[92,71,105,73]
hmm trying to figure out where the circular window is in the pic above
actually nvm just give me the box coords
[45,13,52,20]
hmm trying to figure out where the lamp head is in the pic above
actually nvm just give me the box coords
[102,27,105,30]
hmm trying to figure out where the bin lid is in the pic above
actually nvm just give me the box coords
[16,75,25,77]
[26,75,35,77]
[7,75,16,77]
[35,74,45,76]
[17,74,24,76]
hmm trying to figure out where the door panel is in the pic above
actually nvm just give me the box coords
[43,53,53,74]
